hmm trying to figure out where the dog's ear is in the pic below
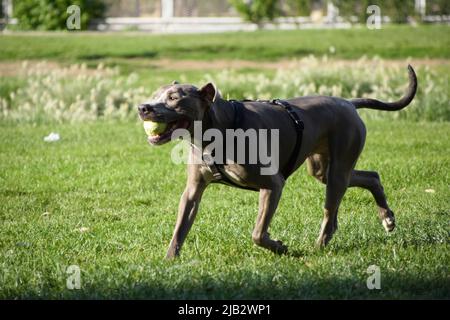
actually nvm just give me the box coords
[199,82,218,103]
[171,80,179,85]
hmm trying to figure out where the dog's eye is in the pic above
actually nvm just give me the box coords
[168,95,178,101]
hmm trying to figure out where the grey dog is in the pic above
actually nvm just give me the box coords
[138,65,417,258]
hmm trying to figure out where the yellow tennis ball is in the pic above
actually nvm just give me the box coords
[143,121,167,136]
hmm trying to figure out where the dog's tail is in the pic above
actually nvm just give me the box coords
[350,65,417,111]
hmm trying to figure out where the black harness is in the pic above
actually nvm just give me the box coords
[203,99,304,191]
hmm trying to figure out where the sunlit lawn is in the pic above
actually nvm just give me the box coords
[1,25,449,62]
[0,24,449,299]
[0,120,448,299]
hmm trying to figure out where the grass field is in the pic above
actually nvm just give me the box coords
[0,120,448,299]
[1,25,450,62]
[0,25,449,299]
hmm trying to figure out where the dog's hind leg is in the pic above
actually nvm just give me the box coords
[316,124,365,247]
[349,170,396,232]
[316,159,352,247]
[252,174,288,254]
[307,153,349,246]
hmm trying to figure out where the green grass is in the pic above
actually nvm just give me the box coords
[1,25,450,62]
[0,24,448,299]
[0,120,449,299]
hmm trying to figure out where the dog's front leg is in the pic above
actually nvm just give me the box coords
[166,181,206,259]
[252,174,288,254]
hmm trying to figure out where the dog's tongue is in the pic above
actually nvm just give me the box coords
[143,121,167,136]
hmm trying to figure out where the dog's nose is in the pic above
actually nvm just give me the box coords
[138,104,153,114]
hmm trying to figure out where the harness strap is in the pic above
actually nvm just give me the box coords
[203,99,304,189]
[214,101,259,191]
[202,100,243,185]
[271,99,304,178]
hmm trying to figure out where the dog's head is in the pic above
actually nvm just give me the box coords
[138,81,218,145]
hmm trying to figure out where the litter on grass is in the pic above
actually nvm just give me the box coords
[44,132,60,142]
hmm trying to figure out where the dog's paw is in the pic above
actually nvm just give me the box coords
[379,209,396,232]
[315,237,328,248]
[253,233,288,254]
[382,216,396,232]
[272,240,288,254]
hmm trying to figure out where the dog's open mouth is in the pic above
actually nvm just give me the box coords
[143,118,190,145]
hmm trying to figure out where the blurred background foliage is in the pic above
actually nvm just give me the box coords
[12,0,105,30]
[7,0,450,30]
[230,0,280,25]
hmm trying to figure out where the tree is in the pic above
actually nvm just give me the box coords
[13,0,105,30]
[230,0,280,27]
[283,0,313,16]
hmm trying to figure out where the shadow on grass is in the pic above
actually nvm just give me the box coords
[79,51,158,60]
[328,236,449,255]
[10,272,449,300]
[0,189,32,197]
